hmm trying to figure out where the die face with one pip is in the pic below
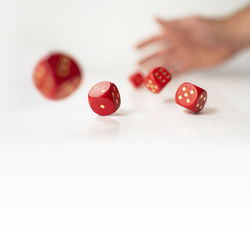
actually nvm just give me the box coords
[129,72,144,88]
[145,67,171,93]
[33,53,82,100]
[175,82,207,113]
[88,81,121,116]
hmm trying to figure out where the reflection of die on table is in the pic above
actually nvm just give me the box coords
[175,82,207,113]
[33,53,82,100]
[145,67,172,93]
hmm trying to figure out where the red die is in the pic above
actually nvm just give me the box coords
[33,53,82,100]
[145,67,171,93]
[88,81,121,116]
[175,82,207,113]
[129,72,144,88]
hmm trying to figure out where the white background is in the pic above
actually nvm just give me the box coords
[0,0,250,249]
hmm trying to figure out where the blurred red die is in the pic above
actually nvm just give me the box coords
[33,53,82,100]
[129,72,144,88]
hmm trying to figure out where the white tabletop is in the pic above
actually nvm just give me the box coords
[1,59,250,167]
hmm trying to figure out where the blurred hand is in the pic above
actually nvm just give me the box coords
[136,16,241,75]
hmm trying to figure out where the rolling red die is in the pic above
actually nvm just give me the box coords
[145,67,171,93]
[33,53,82,100]
[175,82,207,113]
[88,81,121,116]
[129,72,144,88]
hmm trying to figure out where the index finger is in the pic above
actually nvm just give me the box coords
[136,34,166,49]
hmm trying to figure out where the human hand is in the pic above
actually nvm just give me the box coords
[136,16,244,75]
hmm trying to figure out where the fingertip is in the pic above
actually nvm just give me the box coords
[135,41,149,50]
[137,58,144,66]
[135,40,147,49]
[155,16,166,26]
[137,57,150,66]
[135,43,142,50]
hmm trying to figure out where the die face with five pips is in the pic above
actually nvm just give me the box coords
[33,53,82,100]
[88,81,121,116]
[145,67,172,93]
[175,82,207,113]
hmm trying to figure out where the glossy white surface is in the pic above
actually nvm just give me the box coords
[1,61,250,167]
